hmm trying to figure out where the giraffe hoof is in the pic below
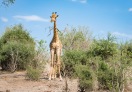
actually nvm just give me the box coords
[48,78,51,81]
[60,79,62,81]
[60,78,63,81]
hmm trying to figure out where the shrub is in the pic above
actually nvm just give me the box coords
[26,40,48,81]
[0,24,35,71]
[120,41,132,65]
[92,33,117,60]
[59,26,92,51]
[62,50,97,91]
[74,65,93,91]
[26,66,41,81]
[0,41,34,72]
[62,50,86,77]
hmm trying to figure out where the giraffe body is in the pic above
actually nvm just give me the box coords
[49,12,62,80]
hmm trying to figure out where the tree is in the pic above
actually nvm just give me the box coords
[91,33,117,60]
[0,24,35,72]
[60,26,92,52]
[1,0,15,7]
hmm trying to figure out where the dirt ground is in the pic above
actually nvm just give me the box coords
[0,71,78,92]
[0,68,132,92]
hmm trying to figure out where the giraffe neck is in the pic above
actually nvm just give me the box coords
[53,21,59,42]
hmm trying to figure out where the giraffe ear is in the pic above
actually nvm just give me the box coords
[50,16,52,18]
[57,15,59,17]
[52,12,54,14]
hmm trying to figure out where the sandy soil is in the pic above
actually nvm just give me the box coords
[0,67,132,92]
[0,71,78,92]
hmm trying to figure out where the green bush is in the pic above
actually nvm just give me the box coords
[92,33,117,60]
[63,50,87,77]
[26,40,48,81]
[62,50,97,91]
[0,24,35,71]
[26,66,41,81]
[74,65,93,91]
[120,41,132,65]
[0,41,34,72]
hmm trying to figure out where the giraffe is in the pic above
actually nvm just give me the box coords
[49,12,62,81]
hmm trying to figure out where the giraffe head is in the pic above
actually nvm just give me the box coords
[50,12,59,22]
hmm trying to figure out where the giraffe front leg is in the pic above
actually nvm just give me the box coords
[49,49,54,80]
[58,64,62,81]
[51,67,55,80]
[48,67,52,80]
[53,62,57,79]
[51,49,54,67]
